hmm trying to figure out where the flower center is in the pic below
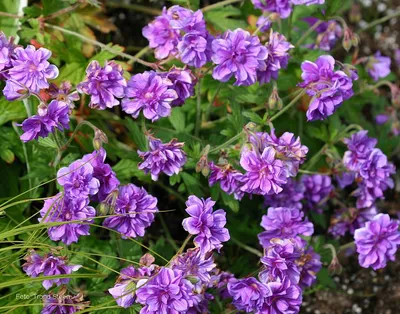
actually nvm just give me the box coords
[144,92,154,99]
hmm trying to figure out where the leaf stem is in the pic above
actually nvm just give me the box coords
[201,0,243,13]
[43,23,157,69]
[359,9,400,32]
[269,89,306,122]
[209,131,244,154]
[295,20,323,47]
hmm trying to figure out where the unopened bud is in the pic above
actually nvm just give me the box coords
[140,253,155,266]
[196,155,209,176]
[0,149,14,164]
[328,256,343,275]
[37,103,48,117]
[342,29,352,52]
[268,86,282,110]
[186,275,199,284]
[93,128,108,150]
[97,203,109,216]
[351,33,359,47]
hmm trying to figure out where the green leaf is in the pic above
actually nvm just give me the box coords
[57,62,86,85]
[204,5,247,31]
[221,192,239,212]
[125,118,147,151]
[112,159,149,183]
[0,0,24,37]
[169,107,186,132]
[0,99,27,126]
[38,137,58,149]
[42,0,69,16]
[89,44,125,64]
[181,172,204,196]
[0,149,15,164]
[243,111,264,124]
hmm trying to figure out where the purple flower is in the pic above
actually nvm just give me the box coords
[297,245,322,288]
[82,148,120,202]
[109,265,156,308]
[77,60,126,110]
[301,174,333,213]
[42,291,88,314]
[299,55,354,121]
[48,81,79,109]
[22,250,44,278]
[6,45,58,93]
[208,162,245,200]
[264,129,308,177]
[257,31,294,84]
[354,214,400,270]
[122,71,178,122]
[168,6,207,35]
[0,31,15,72]
[264,178,304,209]
[359,148,395,187]
[212,271,236,299]
[304,18,342,51]
[343,130,377,172]
[39,193,96,245]
[3,79,29,101]
[22,251,81,290]
[375,113,389,125]
[259,278,302,314]
[142,9,180,60]
[366,51,391,81]
[228,277,271,313]
[178,32,212,68]
[20,100,70,142]
[171,248,216,285]
[57,159,100,199]
[259,238,301,284]
[252,0,292,19]
[103,184,157,238]
[291,0,325,4]
[240,146,288,196]
[136,267,197,313]
[182,196,230,255]
[329,206,378,238]
[138,137,187,181]
[212,29,267,86]
[256,16,272,33]
[258,206,314,248]
[159,67,196,107]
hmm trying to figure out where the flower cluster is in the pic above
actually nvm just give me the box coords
[137,136,187,181]
[299,55,355,121]
[342,130,395,208]
[22,250,81,290]
[38,148,120,245]
[252,0,325,19]
[42,289,89,314]
[304,17,343,51]
[122,67,196,121]
[143,5,212,67]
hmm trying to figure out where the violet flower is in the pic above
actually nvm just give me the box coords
[182,196,230,255]
[354,213,400,270]
[264,178,304,209]
[343,130,377,172]
[297,245,322,288]
[208,162,245,200]
[212,29,267,86]
[301,174,333,213]
[39,193,96,245]
[252,0,292,19]
[6,45,58,94]
[103,184,158,238]
[77,60,126,110]
[366,51,391,81]
[42,291,88,314]
[137,137,187,181]
[122,71,178,122]
[258,206,314,248]
[48,81,79,109]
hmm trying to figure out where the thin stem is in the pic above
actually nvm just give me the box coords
[0,11,22,19]
[105,2,162,15]
[209,131,244,154]
[298,169,327,175]
[159,215,179,252]
[295,20,323,46]
[359,9,400,32]
[43,23,157,69]
[176,235,192,256]
[204,82,222,122]
[202,0,243,12]
[338,241,355,253]
[129,47,150,66]
[42,3,80,20]
[305,144,328,171]
[195,77,202,137]
[269,89,306,122]
[231,237,263,257]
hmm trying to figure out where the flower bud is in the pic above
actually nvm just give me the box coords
[93,128,108,150]
[268,86,282,110]
[342,29,352,52]
[196,155,209,176]
[328,256,343,275]
[140,253,155,266]
[37,103,48,117]
[0,149,14,164]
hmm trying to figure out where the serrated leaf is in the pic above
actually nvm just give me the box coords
[56,62,86,85]
[181,172,204,196]
[169,107,186,132]
[0,99,27,126]
[38,137,58,149]
[112,159,148,183]
[204,5,247,31]
[243,111,264,124]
